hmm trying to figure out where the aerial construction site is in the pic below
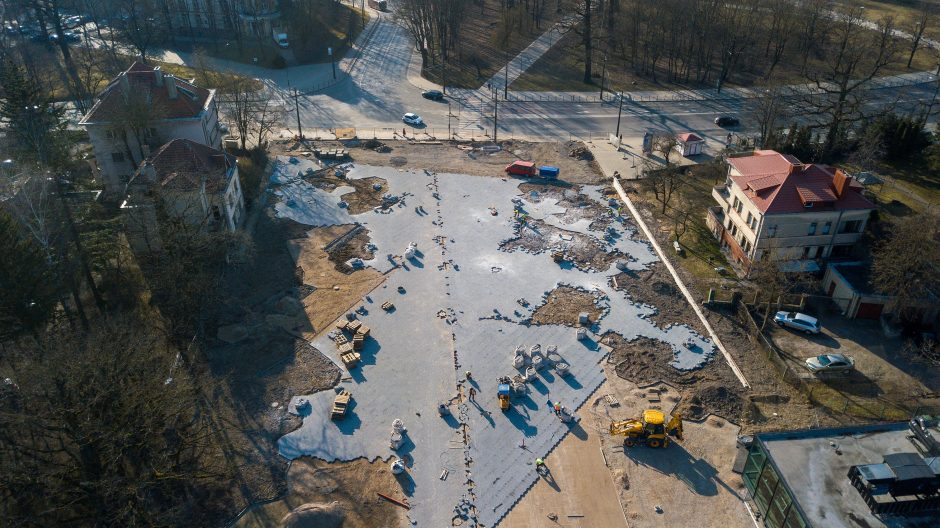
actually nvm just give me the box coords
[233,140,756,528]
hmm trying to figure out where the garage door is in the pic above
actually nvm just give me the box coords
[856,302,884,320]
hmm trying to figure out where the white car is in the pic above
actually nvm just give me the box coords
[774,311,821,334]
[805,353,855,373]
[402,113,423,126]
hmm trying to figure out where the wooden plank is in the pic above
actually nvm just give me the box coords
[376,492,411,510]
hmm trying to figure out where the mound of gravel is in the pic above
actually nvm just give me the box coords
[280,501,345,528]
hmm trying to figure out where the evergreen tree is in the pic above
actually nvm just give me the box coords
[0,61,67,166]
[0,209,58,337]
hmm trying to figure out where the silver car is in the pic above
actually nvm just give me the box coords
[805,353,855,373]
[774,311,821,334]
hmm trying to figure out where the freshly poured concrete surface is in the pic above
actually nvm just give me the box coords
[272,158,717,526]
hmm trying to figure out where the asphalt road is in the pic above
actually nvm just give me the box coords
[276,11,940,143]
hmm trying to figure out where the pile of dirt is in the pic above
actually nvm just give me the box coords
[304,169,388,215]
[326,226,376,273]
[500,218,623,272]
[360,138,391,153]
[518,181,614,232]
[280,501,344,528]
[678,381,749,421]
[613,264,706,335]
[607,331,748,422]
[568,145,594,161]
[531,286,605,326]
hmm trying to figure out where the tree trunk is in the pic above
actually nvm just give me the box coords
[582,0,593,84]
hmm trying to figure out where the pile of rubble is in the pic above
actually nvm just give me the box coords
[569,145,594,161]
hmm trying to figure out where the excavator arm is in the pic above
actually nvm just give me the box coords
[666,412,684,441]
[609,420,644,436]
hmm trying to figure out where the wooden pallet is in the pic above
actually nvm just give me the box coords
[338,342,354,355]
[341,351,361,367]
[381,301,394,311]
[352,335,364,351]
[347,320,362,332]
[356,325,370,338]
[335,333,348,346]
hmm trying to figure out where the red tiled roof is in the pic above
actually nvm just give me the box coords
[728,150,875,214]
[144,139,233,193]
[678,132,704,143]
[80,62,212,124]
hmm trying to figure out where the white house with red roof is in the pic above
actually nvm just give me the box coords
[706,150,876,273]
[80,62,222,194]
[121,139,244,253]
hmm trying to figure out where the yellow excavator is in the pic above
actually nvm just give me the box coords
[609,410,684,448]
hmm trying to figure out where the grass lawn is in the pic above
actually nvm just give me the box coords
[513,16,940,92]
[838,0,940,42]
[422,0,565,89]
[841,157,940,221]
[630,160,733,290]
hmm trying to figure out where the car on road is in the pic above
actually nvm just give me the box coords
[714,115,740,127]
[774,311,821,334]
[50,30,81,43]
[402,113,424,126]
[422,90,444,101]
[804,353,855,373]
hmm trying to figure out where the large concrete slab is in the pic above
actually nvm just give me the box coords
[271,158,717,526]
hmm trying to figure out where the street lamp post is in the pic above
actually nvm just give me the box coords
[615,91,624,137]
[293,88,303,140]
[599,51,608,100]
[493,88,499,144]
[504,49,509,99]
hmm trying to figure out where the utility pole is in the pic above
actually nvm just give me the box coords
[293,88,303,140]
[615,91,624,137]
[600,51,608,100]
[493,88,498,144]
[441,54,446,95]
[504,49,509,99]
[447,102,452,139]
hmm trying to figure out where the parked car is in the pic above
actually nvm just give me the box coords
[774,311,821,334]
[422,89,444,101]
[714,115,740,127]
[402,113,424,126]
[804,353,855,373]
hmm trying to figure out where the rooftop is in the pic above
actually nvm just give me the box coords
[139,139,234,193]
[758,423,940,528]
[80,62,212,124]
[678,132,704,143]
[727,150,874,214]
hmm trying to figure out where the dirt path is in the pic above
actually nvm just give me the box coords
[501,388,628,528]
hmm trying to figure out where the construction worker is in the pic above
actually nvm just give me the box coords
[535,458,546,474]
[553,402,561,415]
[468,387,476,401]
[465,371,472,381]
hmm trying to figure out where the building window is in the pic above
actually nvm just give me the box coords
[807,222,817,236]
[736,201,743,214]
[746,212,753,225]
[840,220,863,234]
[732,197,739,210]
[767,225,777,238]
[111,152,125,162]
[831,245,852,258]
[822,221,831,235]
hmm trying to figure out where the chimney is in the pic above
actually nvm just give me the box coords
[141,161,157,183]
[118,72,130,93]
[833,169,852,197]
[166,75,178,99]
[153,66,163,86]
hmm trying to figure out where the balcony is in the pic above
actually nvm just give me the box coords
[712,185,731,207]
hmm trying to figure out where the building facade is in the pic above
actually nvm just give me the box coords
[706,150,875,273]
[80,62,222,194]
[165,0,280,37]
[122,139,244,253]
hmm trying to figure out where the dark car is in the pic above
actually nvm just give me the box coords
[421,90,444,101]
[714,115,740,127]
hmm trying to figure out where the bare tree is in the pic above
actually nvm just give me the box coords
[652,134,677,164]
[907,1,933,68]
[0,315,234,526]
[642,162,684,214]
[752,84,790,148]
[803,7,900,158]
[871,213,940,324]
